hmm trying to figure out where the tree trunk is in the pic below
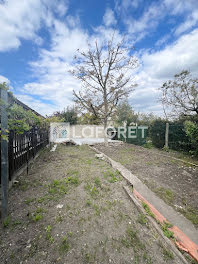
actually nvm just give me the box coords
[104,118,108,146]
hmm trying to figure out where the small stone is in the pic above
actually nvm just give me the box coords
[56,204,63,209]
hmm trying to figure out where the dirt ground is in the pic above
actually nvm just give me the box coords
[94,143,198,229]
[0,144,185,264]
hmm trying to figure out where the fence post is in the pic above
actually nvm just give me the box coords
[165,122,169,148]
[0,88,9,220]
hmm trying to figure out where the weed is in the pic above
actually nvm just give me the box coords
[142,202,155,218]
[65,175,80,186]
[177,206,198,227]
[106,200,117,209]
[137,214,148,225]
[121,226,145,250]
[12,220,22,226]
[93,204,101,216]
[59,235,70,253]
[68,232,73,237]
[162,248,174,261]
[144,142,154,149]
[155,187,174,204]
[45,225,54,243]
[104,169,121,183]
[3,216,11,228]
[143,252,153,263]
[31,207,44,222]
[84,182,100,199]
[94,177,101,187]
[33,214,43,222]
[161,221,174,239]
[24,198,35,205]
[56,214,64,222]
[85,199,92,207]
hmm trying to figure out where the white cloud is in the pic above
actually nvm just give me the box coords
[103,8,116,27]
[0,0,68,52]
[15,94,57,116]
[18,19,89,115]
[129,29,198,115]
[1,0,198,117]
[175,10,198,35]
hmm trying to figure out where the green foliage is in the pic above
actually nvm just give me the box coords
[116,99,138,126]
[3,216,11,228]
[162,247,174,261]
[45,225,54,243]
[185,121,198,156]
[59,235,70,253]
[103,169,121,183]
[161,221,174,239]
[142,202,155,218]
[0,82,9,91]
[121,227,145,250]
[137,214,148,225]
[8,104,45,133]
[52,106,78,125]
[1,82,47,135]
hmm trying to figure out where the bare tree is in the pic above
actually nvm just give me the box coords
[70,37,138,144]
[160,71,198,119]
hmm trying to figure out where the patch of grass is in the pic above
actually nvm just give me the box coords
[142,202,155,218]
[47,176,80,198]
[3,216,11,228]
[177,206,198,227]
[162,247,174,261]
[65,175,80,186]
[59,235,70,254]
[31,207,44,222]
[14,179,30,191]
[84,182,100,199]
[24,198,35,205]
[85,199,92,207]
[45,225,54,243]
[155,187,174,205]
[137,213,148,225]
[93,204,101,216]
[161,221,174,239]
[83,250,96,263]
[12,220,22,226]
[121,226,145,250]
[144,142,154,149]
[94,177,101,188]
[56,213,64,223]
[143,252,153,263]
[104,169,121,183]
[105,200,117,209]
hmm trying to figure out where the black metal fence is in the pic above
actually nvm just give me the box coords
[0,126,49,183]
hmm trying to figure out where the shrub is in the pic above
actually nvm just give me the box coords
[185,121,198,156]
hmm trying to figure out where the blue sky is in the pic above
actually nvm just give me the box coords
[0,0,198,116]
